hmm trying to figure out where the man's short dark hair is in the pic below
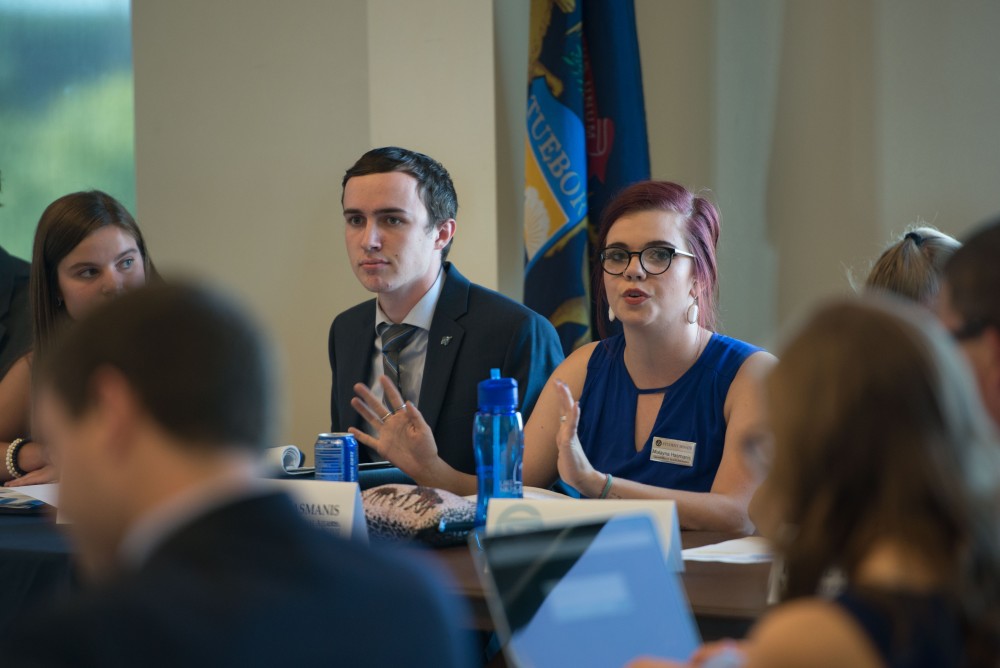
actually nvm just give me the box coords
[944,214,1000,333]
[38,283,275,452]
[342,146,457,260]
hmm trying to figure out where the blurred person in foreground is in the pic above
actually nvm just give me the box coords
[631,297,1000,667]
[750,224,961,532]
[939,215,1000,430]
[0,283,472,668]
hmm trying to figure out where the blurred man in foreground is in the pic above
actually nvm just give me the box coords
[2,283,471,667]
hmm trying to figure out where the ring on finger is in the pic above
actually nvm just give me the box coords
[559,415,567,423]
[380,403,407,423]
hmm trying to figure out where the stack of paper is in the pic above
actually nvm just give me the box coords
[0,483,59,513]
[0,487,46,512]
[682,536,773,563]
[8,483,60,507]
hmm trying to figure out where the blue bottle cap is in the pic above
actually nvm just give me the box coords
[478,370,518,412]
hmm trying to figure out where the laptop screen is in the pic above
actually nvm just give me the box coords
[476,514,700,667]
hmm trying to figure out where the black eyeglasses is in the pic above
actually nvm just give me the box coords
[599,246,695,276]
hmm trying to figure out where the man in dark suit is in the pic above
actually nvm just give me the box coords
[0,244,31,382]
[331,147,563,475]
[2,284,473,667]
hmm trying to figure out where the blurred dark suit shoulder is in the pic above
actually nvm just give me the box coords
[2,493,474,667]
[0,246,31,381]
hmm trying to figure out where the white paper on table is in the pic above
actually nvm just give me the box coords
[682,536,773,563]
[461,486,570,502]
[261,445,312,474]
[11,482,60,507]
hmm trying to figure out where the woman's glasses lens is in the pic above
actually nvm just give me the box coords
[601,247,675,275]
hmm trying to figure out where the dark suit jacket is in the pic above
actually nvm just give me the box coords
[2,493,474,667]
[330,263,564,474]
[0,246,31,381]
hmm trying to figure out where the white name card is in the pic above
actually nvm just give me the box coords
[268,479,368,544]
[486,498,683,571]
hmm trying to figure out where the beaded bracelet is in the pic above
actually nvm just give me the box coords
[5,437,27,479]
[598,472,614,499]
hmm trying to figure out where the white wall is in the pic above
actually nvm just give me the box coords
[765,0,881,329]
[367,0,500,292]
[711,1,782,348]
[494,0,530,301]
[132,0,372,450]
[876,0,1000,240]
[635,0,713,190]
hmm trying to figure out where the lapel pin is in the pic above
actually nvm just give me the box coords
[440,336,453,346]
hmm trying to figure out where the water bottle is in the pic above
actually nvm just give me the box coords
[474,369,524,526]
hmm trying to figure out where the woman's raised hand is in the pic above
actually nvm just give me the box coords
[553,380,604,497]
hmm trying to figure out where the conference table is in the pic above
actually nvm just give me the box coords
[430,530,772,641]
[0,511,772,648]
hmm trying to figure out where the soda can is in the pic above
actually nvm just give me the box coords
[314,432,358,482]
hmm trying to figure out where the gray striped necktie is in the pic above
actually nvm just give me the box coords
[378,323,418,397]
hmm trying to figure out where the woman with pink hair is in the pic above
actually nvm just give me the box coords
[352,181,774,532]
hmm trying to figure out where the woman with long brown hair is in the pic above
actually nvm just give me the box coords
[631,297,1000,667]
[1,190,156,486]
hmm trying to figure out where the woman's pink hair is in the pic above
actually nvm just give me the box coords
[594,180,721,338]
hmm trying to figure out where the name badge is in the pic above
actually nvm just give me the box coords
[650,437,697,467]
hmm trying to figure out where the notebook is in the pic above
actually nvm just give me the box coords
[0,487,48,515]
[472,513,701,667]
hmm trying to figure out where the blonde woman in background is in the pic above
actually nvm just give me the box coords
[864,225,960,306]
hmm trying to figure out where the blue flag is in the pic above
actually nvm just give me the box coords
[525,0,649,354]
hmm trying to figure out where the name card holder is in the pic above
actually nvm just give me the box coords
[486,498,683,571]
[268,479,368,544]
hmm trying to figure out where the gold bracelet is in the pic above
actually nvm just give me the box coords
[5,438,27,479]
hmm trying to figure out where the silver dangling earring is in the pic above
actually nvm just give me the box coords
[685,298,699,325]
[608,306,616,322]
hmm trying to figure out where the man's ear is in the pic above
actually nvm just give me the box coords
[88,366,143,463]
[434,219,456,251]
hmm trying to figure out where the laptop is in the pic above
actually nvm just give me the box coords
[471,513,701,668]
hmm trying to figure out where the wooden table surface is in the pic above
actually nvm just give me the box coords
[426,530,773,638]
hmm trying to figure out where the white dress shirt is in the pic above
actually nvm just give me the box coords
[366,269,446,421]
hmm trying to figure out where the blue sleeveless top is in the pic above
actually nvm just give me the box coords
[577,333,762,492]
[835,587,964,668]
